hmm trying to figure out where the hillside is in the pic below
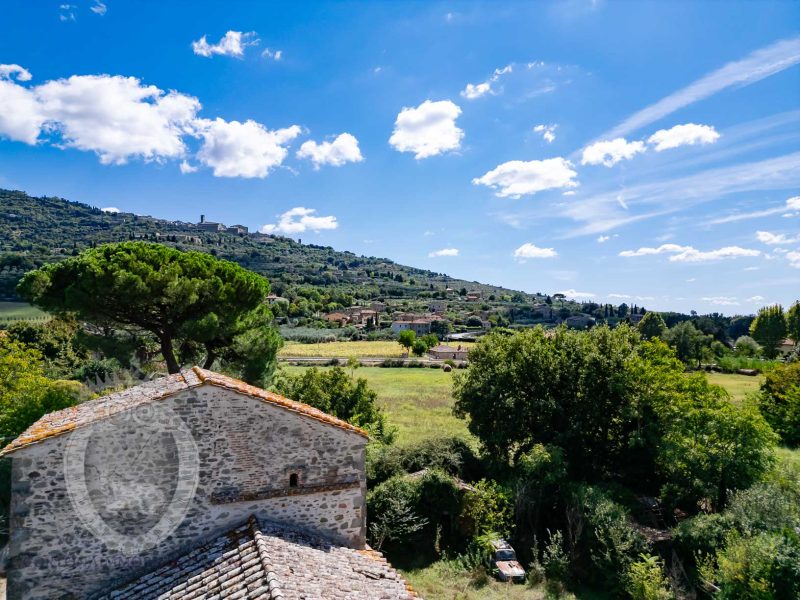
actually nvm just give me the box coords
[0,189,534,303]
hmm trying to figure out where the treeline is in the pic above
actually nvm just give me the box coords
[362,326,800,599]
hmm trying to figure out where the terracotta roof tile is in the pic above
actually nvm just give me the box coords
[1,367,367,456]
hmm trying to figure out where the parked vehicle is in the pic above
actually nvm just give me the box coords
[489,538,526,583]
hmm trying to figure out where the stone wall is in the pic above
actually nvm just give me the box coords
[7,383,367,600]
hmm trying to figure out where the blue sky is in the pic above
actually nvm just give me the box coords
[0,1,798,314]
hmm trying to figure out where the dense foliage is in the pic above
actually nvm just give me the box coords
[18,242,281,383]
[273,365,395,442]
[750,305,787,359]
[756,362,800,446]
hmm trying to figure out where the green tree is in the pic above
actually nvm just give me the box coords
[658,379,777,510]
[637,312,667,340]
[734,335,762,357]
[411,339,427,356]
[18,242,281,381]
[625,554,674,600]
[273,366,394,441]
[750,305,787,359]
[756,362,800,446]
[454,326,669,482]
[786,301,800,343]
[663,321,712,366]
[397,329,416,354]
[0,338,80,447]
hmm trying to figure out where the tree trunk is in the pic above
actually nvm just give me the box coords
[160,335,180,374]
[203,347,216,370]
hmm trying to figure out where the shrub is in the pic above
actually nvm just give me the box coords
[460,480,513,539]
[700,531,800,600]
[572,485,649,591]
[367,475,427,551]
[624,554,674,600]
[756,362,800,446]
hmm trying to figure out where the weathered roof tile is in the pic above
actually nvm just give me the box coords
[1,367,367,456]
[94,516,418,600]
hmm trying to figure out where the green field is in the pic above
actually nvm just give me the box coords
[0,302,48,326]
[282,365,470,445]
[707,372,764,404]
[279,340,475,359]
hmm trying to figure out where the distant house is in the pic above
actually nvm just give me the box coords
[266,293,288,304]
[466,291,482,302]
[226,224,249,234]
[428,344,469,361]
[565,314,595,330]
[629,313,644,325]
[325,312,349,326]
[197,214,225,232]
[429,300,447,314]
[391,319,432,335]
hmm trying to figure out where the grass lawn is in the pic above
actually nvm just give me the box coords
[0,302,48,325]
[279,340,474,359]
[706,372,763,404]
[282,365,470,445]
[402,561,608,600]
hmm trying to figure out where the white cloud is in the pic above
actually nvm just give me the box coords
[619,243,761,262]
[59,4,76,21]
[473,158,578,198]
[389,100,463,159]
[608,293,631,299]
[558,288,596,298]
[648,123,720,151]
[296,133,363,168]
[787,250,800,268]
[0,76,44,144]
[260,207,338,235]
[428,248,459,257]
[33,74,199,164]
[194,118,301,178]
[581,138,645,167]
[0,64,32,82]
[262,48,283,61]
[746,295,765,303]
[702,296,740,306]
[597,234,619,243]
[192,31,258,58]
[513,243,558,259]
[756,230,799,245]
[179,160,198,174]
[90,1,107,15]
[711,195,800,224]
[100,206,119,213]
[534,124,557,143]
[600,36,800,139]
[460,65,512,99]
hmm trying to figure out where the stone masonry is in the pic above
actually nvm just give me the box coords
[2,368,369,599]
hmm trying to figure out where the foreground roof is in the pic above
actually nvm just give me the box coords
[94,516,417,600]
[1,366,367,456]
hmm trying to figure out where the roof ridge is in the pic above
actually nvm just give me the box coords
[248,516,285,600]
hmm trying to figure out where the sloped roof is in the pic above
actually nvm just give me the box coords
[94,516,418,600]
[1,366,367,456]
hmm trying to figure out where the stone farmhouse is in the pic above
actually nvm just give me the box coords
[427,344,469,361]
[2,367,417,600]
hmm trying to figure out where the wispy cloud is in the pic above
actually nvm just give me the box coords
[619,243,761,262]
[461,65,512,99]
[192,31,259,58]
[600,36,800,139]
[710,195,800,224]
[561,152,800,236]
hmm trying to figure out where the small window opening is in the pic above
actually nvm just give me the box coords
[289,473,299,488]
